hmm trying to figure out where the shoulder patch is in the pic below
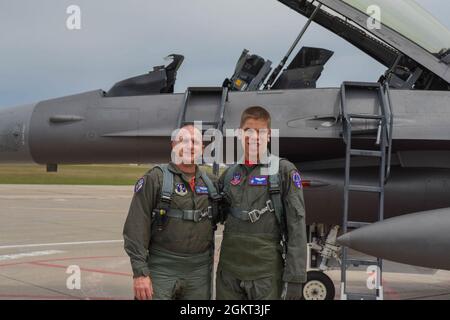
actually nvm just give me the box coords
[134,177,145,193]
[292,171,303,189]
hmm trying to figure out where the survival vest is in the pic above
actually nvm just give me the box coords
[222,155,288,258]
[152,164,221,228]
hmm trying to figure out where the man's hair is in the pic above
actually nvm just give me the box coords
[240,106,271,128]
[172,124,202,143]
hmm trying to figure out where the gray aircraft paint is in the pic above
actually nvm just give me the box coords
[301,166,450,225]
[0,88,448,164]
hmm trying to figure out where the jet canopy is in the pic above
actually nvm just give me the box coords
[342,0,450,56]
[279,0,450,87]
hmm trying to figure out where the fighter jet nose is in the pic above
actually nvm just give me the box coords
[336,209,450,270]
[0,103,36,163]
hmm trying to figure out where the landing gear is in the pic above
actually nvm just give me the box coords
[302,271,335,300]
[304,224,342,300]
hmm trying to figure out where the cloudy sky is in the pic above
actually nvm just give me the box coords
[0,0,449,108]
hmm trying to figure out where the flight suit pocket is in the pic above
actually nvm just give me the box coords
[151,210,171,231]
[250,276,281,300]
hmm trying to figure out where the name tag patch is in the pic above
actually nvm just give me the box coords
[249,176,268,186]
[195,185,209,195]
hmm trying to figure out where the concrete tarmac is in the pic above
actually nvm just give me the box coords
[0,184,449,300]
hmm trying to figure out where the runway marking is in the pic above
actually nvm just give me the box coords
[30,261,132,277]
[0,240,123,250]
[406,291,450,300]
[0,294,131,300]
[6,206,124,213]
[0,255,124,268]
[0,250,64,261]
[0,271,80,299]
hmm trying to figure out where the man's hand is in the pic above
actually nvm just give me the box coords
[281,282,303,300]
[134,276,153,300]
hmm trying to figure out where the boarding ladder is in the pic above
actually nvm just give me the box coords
[340,81,393,300]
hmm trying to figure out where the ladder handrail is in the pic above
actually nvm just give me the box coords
[217,87,228,132]
[340,82,393,151]
[213,87,229,175]
[177,89,191,128]
[383,83,394,184]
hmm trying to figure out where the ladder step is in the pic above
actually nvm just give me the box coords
[346,259,379,266]
[340,129,378,138]
[345,293,380,300]
[187,87,224,93]
[343,81,381,88]
[349,129,379,136]
[350,149,382,157]
[348,114,384,120]
[348,185,382,193]
[200,121,219,126]
[347,221,372,229]
[181,121,218,127]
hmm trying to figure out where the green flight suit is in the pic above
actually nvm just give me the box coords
[123,162,216,300]
[216,156,307,300]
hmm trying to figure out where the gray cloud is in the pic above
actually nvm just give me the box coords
[0,0,448,108]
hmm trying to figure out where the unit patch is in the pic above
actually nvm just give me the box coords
[230,172,242,186]
[175,183,188,196]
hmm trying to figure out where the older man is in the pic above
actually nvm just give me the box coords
[123,124,220,300]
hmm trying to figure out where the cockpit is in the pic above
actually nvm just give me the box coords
[106,0,450,97]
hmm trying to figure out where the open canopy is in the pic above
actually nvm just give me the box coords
[342,0,450,55]
[278,0,450,84]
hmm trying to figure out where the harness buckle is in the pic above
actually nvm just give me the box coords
[193,209,211,222]
[207,206,213,220]
[247,200,274,223]
[266,200,275,213]
[248,209,262,223]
